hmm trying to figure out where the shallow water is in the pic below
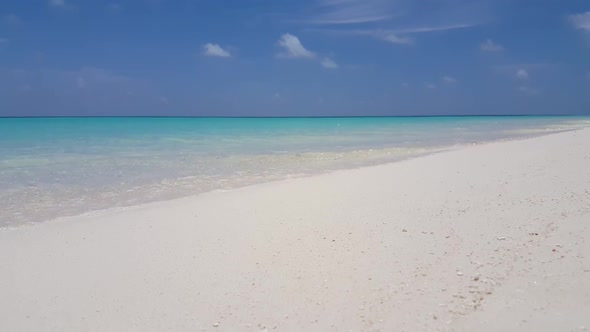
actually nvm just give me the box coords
[1,116,588,227]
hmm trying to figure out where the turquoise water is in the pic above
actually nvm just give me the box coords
[1,116,588,227]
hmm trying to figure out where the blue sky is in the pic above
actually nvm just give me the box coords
[0,0,589,116]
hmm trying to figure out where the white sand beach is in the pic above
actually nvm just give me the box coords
[1,128,589,332]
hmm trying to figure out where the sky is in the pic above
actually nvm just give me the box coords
[0,0,589,116]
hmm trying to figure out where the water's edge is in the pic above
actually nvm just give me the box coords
[2,127,585,232]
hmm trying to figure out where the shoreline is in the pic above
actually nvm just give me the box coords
[2,127,585,231]
[1,128,589,331]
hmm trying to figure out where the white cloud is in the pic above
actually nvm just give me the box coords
[277,33,316,58]
[395,24,478,34]
[203,43,231,57]
[343,30,413,45]
[443,76,456,84]
[330,24,475,46]
[516,69,529,80]
[277,34,338,68]
[306,0,394,25]
[569,12,590,31]
[380,33,413,45]
[426,83,436,89]
[480,39,504,52]
[321,57,339,69]
[49,0,66,7]
[401,82,409,87]
[302,0,486,30]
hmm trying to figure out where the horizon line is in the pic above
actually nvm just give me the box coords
[1,114,587,119]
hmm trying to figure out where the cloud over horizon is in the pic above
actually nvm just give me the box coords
[277,34,316,58]
[368,30,414,45]
[569,12,590,31]
[305,0,395,25]
[321,57,339,69]
[203,43,231,57]
[315,22,479,46]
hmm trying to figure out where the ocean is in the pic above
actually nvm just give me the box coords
[1,116,588,228]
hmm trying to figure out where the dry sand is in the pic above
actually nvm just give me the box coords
[1,129,589,331]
